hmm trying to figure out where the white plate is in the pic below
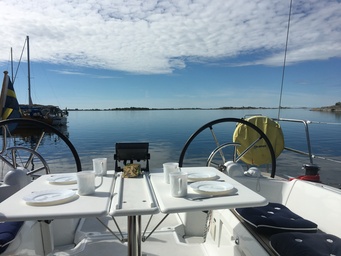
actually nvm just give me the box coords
[190,181,237,195]
[187,171,219,181]
[47,174,77,185]
[23,189,78,206]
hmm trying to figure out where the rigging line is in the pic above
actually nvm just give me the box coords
[277,0,293,120]
[13,37,28,85]
[11,48,14,82]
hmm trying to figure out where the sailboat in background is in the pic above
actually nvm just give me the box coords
[20,104,68,126]
[14,36,68,126]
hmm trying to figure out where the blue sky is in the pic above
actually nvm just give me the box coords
[0,0,340,109]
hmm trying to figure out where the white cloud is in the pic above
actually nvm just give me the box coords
[0,0,340,74]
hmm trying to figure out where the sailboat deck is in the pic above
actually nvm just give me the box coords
[53,214,209,256]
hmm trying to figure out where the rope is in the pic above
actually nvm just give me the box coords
[203,210,213,242]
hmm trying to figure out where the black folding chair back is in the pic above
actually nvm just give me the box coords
[114,142,150,172]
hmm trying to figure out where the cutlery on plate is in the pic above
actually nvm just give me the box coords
[187,195,215,201]
[187,193,238,201]
[187,179,225,184]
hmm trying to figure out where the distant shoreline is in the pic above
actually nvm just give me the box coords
[66,104,341,112]
[67,106,297,111]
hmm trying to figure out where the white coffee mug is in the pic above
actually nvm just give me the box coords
[163,162,179,184]
[93,158,107,176]
[169,172,187,197]
[77,171,103,196]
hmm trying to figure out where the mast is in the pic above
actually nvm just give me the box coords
[27,35,33,106]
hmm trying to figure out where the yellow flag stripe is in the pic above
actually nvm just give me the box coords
[7,89,16,98]
[2,108,13,120]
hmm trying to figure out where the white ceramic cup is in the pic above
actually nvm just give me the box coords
[77,171,103,196]
[169,172,187,197]
[93,158,107,176]
[163,162,179,184]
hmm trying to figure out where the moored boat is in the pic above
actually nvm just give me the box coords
[19,104,68,126]
[1,36,68,127]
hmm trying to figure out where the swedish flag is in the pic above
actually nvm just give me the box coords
[0,71,21,120]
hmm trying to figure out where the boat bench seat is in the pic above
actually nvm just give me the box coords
[0,221,24,254]
[235,202,318,235]
[231,178,341,255]
[270,232,341,256]
[232,202,319,256]
[284,180,341,238]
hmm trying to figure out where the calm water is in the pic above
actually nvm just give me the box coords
[64,108,341,187]
[2,108,341,188]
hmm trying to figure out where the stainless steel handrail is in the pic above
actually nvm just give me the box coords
[274,118,341,165]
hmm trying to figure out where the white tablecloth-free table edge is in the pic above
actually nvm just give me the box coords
[150,167,268,214]
[0,171,115,222]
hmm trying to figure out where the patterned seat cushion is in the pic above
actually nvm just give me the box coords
[0,221,24,253]
[235,202,318,235]
[270,232,341,256]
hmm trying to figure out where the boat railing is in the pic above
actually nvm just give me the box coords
[274,117,341,166]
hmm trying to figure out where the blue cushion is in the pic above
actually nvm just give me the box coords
[270,232,341,256]
[235,202,318,234]
[0,221,24,253]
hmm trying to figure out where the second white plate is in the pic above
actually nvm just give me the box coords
[187,171,219,182]
[47,174,77,185]
[190,181,237,195]
[23,189,78,206]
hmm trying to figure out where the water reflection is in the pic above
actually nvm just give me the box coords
[67,110,341,188]
[1,109,340,188]
[0,120,79,179]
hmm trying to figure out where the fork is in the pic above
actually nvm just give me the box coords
[187,193,238,201]
[187,195,215,201]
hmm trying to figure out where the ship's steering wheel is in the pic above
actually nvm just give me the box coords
[0,118,81,178]
[178,117,277,178]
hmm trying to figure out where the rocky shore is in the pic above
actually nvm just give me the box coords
[311,102,341,112]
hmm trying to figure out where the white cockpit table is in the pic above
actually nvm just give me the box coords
[150,167,267,213]
[0,171,115,254]
[109,172,159,256]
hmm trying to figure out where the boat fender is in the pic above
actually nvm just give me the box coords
[224,161,244,177]
[233,116,284,166]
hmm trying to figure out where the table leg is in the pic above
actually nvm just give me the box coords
[39,221,54,255]
[128,215,142,256]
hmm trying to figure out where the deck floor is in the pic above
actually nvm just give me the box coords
[52,213,208,256]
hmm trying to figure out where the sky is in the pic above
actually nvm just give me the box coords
[0,0,340,109]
